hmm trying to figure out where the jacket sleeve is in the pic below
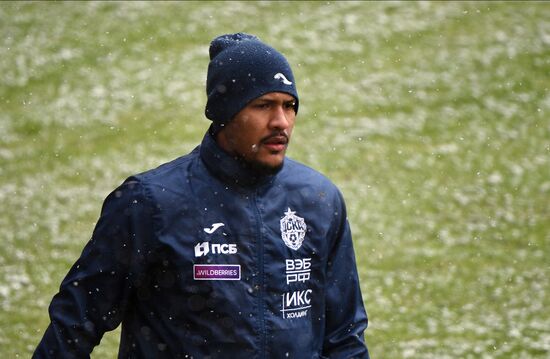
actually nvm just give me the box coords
[322,192,370,359]
[33,178,157,358]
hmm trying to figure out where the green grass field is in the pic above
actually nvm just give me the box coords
[1,1,549,358]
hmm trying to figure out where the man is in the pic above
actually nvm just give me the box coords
[34,33,370,358]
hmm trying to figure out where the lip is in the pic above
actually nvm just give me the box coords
[261,135,288,152]
[262,143,287,152]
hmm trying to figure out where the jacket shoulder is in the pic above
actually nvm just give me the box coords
[283,158,341,194]
[114,147,202,210]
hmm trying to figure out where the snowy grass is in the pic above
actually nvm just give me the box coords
[1,1,549,357]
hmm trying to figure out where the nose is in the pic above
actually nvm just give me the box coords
[269,104,292,131]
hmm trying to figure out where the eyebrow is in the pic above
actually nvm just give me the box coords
[254,97,295,103]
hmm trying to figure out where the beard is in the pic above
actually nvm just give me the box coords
[246,157,285,176]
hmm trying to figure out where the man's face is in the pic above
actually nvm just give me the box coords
[217,92,297,174]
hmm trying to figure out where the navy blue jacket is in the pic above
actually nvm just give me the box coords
[34,132,369,358]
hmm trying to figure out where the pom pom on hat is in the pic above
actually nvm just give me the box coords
[205,33,299,125]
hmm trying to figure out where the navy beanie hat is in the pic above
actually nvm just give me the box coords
[205,33,299,125]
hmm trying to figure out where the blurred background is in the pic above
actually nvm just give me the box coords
[1,1,549,358]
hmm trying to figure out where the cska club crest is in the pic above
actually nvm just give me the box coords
[280,208,307,250]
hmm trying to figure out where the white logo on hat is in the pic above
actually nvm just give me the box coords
[274,73,293,85]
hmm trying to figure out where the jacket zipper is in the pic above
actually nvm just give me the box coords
[251,191,266,358]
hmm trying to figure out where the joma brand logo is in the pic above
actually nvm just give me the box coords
[194,242,237,257]
[274,72,292,85]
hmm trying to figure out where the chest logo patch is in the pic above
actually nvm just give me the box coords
[280,208,307,250]
[194,265,241,281]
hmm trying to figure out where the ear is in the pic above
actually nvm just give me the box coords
[215,124,235,154]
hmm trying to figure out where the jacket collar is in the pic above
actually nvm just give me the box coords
[199,128,278,188]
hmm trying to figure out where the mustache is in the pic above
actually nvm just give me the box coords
[260,131,289,144]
